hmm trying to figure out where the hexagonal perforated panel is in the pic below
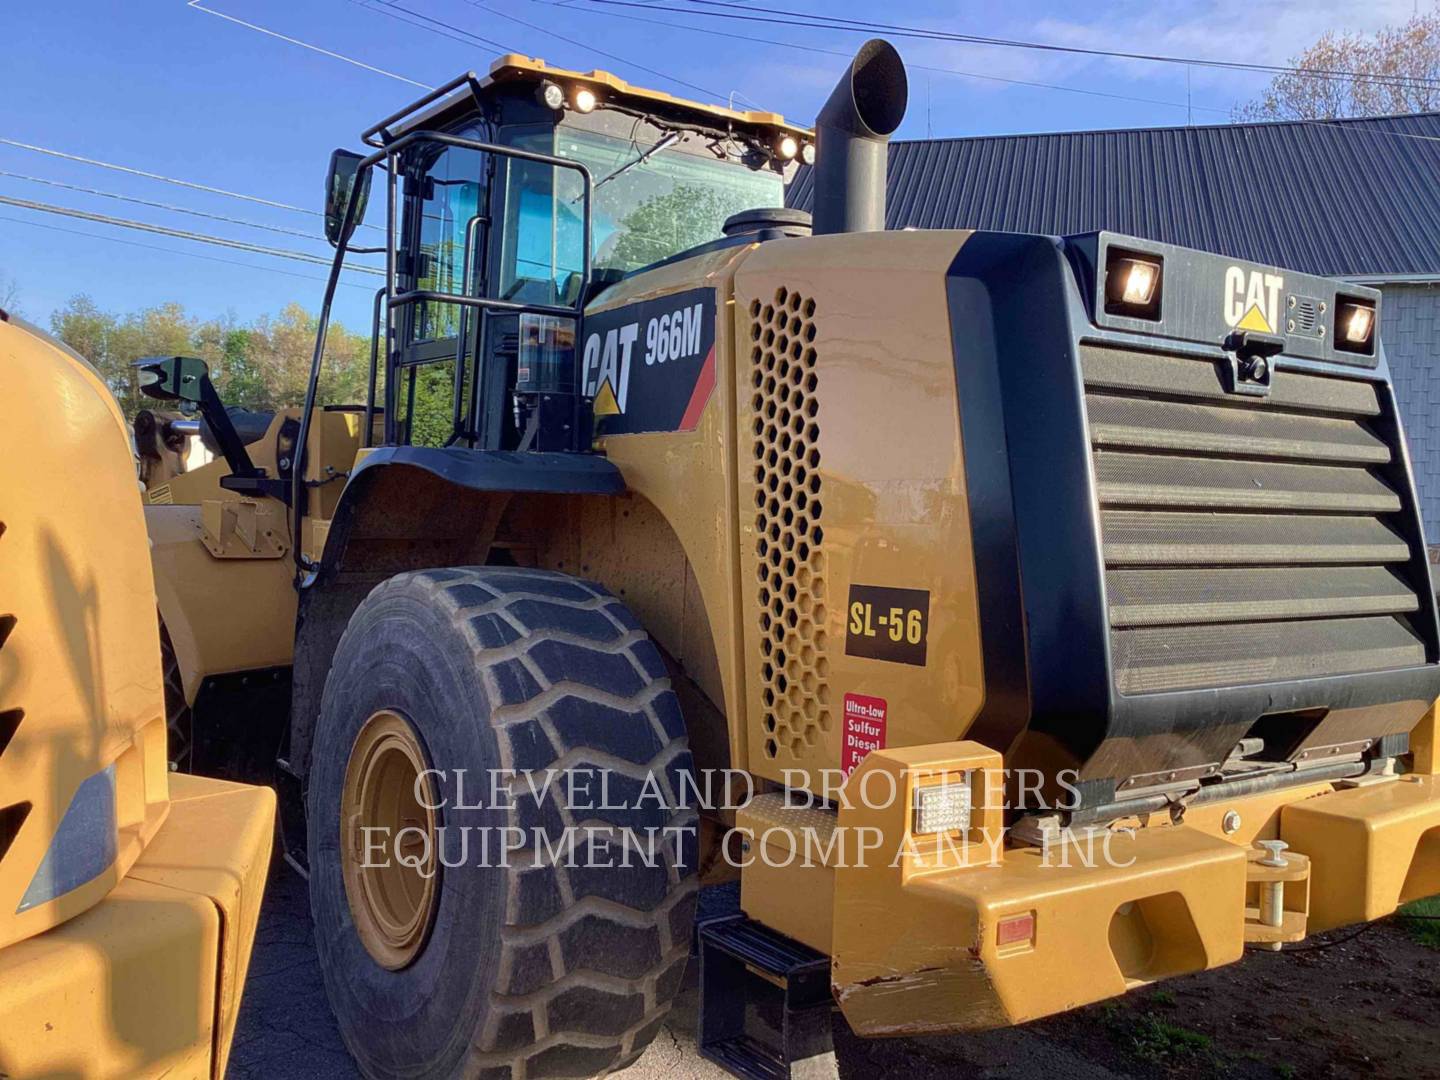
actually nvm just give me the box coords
[747,287,829,760]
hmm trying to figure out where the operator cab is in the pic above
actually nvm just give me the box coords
[330,56,811,455]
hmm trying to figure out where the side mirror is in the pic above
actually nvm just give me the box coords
[324,149,371,247]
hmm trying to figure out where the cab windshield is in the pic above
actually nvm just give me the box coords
[499,124,784,304]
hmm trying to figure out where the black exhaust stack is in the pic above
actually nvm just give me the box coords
[811,39,908,235]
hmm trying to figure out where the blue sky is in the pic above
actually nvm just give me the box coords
[0,0,1422,331]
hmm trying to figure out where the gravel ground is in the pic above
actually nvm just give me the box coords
[229,869,1440,1080]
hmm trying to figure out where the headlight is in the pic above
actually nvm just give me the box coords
[777,135,799,161]
[800,142,816,166]
[1335,297,1376,354]
[537,81,565,111]
[1103,249,1163,320]
[572,86,598,113]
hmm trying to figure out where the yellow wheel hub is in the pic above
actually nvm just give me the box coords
[340,709,439,971]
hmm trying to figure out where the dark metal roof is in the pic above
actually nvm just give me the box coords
[786,113,1440,277]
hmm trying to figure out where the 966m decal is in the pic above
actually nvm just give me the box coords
[581,286,717,435]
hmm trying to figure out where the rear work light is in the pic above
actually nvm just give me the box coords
[912,775,974,836]
[1335,297,1377,355]
[1103,249,1163,321]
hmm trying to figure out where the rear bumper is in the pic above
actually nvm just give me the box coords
[823,746,1440,1037]
[1283,773,1440,931]
[0,775,274,1079]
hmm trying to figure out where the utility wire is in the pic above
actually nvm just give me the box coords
[561,0,1440,145]
[0,136,385,229]
[547,0,1232,114]
[353,0,514,53]
[649,0,1440,90]
[0,170,320,240]
[0,213,374,291]
[458,0,726,99]
[186,0,433,88]
[0,194,384,276]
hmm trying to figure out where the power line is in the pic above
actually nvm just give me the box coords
[578,0,1440,92]
[0,136,384,230]
[458,0,726,99]
[0,194,383,276]
[2,137,308,216]
[547,0,1233,115]
[186,0,433,88]
[352,0,514,53]
[0,170,320,239]
[0,213,374,291]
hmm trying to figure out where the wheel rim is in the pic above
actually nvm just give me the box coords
[340,709,439,970]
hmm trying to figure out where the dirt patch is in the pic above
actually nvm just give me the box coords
[1016,918,1440,1079]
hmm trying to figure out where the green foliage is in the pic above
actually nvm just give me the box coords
[404,361,462,448]
[1398,896,1440,949]
[609,183,759,270]
[1103,1004,1215,1067]
[1126,1014,1213,1063]
[48,294,373,420]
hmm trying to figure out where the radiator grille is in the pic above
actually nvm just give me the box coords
[748,288,829,759]
[1082,345,1427,695]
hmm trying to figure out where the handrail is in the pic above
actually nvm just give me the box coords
[361,72,485,148]
[290,128,595,582]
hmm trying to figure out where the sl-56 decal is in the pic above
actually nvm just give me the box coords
[581,286,717,435]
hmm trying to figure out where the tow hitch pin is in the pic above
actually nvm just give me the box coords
[1256,840,1289,932]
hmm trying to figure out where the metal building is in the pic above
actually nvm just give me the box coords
[788,112,1440,541]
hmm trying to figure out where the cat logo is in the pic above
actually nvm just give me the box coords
[584,324,639,419]
[581,287,718,435]
[1224,265,1285,334]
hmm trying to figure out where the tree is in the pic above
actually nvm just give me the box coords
[0,273,19,316]
[1236,6,1440,120]
[609,184,759,269]
[47,294,376,421]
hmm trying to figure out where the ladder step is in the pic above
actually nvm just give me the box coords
[697,914,836,1080]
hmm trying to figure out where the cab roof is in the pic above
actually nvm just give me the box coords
[480,53,811,138]
[373,54,812,149]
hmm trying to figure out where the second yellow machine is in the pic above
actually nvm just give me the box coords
[143,40,1440,1080]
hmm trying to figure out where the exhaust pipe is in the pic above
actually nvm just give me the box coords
[811,39,908,235]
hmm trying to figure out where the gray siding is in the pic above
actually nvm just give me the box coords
[1378,283,1440,542]
[787,113,1440,277]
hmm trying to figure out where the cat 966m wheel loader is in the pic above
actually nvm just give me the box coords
[143,38,1440,1080]
[0,312,273,1079]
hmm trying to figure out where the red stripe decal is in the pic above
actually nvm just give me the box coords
[678,345,717,432]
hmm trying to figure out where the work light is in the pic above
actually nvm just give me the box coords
[572,86,598,113]
[1103,249,1163,320]
[777,135,799,160]
[912,775,973,836]
[800,142,816,165]
[537,81,565,111]
[1335,297,1376,354]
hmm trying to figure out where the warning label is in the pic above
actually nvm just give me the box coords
[842,693,888,776]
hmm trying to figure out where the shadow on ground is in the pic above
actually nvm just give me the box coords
[231,872,1440,1080]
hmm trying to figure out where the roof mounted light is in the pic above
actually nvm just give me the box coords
[572,86,598,113]
[777,134,799,161]
[799,142,816,166]
[537,81,565,111]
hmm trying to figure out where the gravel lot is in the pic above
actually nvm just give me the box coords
[230,869,1440,1080]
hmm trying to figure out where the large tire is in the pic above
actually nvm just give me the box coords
[159,620,193,772]
[308,567,699,1079]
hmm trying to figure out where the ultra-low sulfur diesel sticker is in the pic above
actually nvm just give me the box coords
[581,287,717,435]
[846,584,930,666]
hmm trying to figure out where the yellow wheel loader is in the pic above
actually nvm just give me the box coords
[144,39,1440,1080]
[0,311,274,1078]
